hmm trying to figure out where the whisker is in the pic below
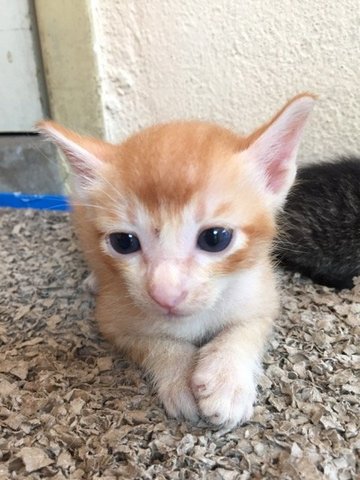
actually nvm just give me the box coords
[27,134,69,179]
[67,202,117,213]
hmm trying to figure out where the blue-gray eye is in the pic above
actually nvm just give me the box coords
[197,227,233,252]
[109,232,141,254]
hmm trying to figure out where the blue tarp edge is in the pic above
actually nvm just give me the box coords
[0,193,70,211]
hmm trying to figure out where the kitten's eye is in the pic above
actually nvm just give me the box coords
[197,227,233,252]
[108,232,141,254]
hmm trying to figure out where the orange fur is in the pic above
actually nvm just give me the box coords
[119,122,242,211]
[214,213,276,274]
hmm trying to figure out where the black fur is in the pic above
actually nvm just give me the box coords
[274,157,360,289]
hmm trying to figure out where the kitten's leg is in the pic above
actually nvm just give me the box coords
[107,332,199,421]
[83,272,98,294]
[191,317,273,429]
[96,290,199,421]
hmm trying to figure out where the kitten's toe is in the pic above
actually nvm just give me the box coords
[159,384,199,422]
[191,352,257,429]
[198,388,255,428]
[83,272,98,294]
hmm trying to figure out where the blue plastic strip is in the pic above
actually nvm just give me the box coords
[0,193,70,211]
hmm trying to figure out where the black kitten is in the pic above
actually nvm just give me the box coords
[274,157,360,289]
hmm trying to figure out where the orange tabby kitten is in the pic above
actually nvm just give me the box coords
[38,94,314,429]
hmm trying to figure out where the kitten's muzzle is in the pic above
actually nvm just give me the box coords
[146,260,190,314]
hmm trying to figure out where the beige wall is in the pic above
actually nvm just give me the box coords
[92,0,360,163]
[36,0,104,138]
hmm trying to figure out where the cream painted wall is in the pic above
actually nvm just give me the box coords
[92,0,360,163]
[36,0,104,138]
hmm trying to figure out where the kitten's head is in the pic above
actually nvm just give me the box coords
[38,94,314,318]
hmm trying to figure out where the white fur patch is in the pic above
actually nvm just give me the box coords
[191,343,260,428]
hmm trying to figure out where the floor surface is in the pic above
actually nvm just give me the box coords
[0,209,358,479]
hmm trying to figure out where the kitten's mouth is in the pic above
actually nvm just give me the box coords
[154,305,188,318]
[156,305,193,318]
[164,309,189,318]
[147,294,192,318]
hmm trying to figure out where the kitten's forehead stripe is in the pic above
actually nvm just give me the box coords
[118,122,245,212]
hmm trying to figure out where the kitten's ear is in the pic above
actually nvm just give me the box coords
[37,120,107,193]
[245,94,315,208]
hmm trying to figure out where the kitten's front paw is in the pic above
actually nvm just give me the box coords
[156,349,199,422]
[191,349,258,429]
[158,381,199,422]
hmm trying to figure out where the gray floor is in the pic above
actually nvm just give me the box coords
[0,134,64,194]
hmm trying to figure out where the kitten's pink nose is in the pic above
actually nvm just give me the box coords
[148,286,187,311]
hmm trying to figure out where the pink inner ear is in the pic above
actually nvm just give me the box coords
[37,122,103,186]
[265,145,293,193]
[254,122,305,194]
[248,95,315,197]
[65,149,97,181]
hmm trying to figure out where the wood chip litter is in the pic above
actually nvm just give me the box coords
[0,209,358,479]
